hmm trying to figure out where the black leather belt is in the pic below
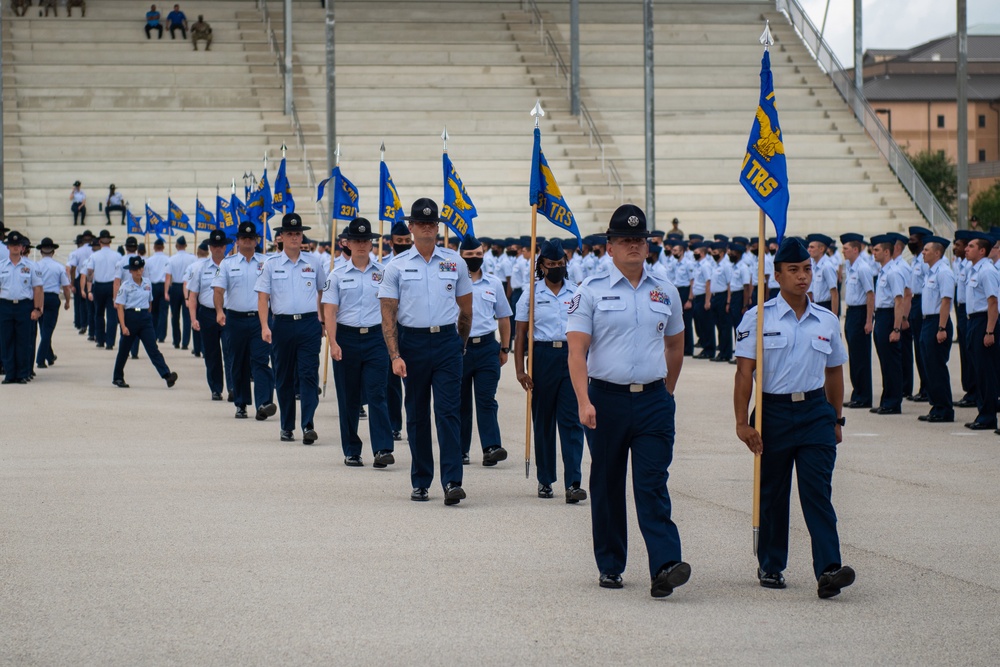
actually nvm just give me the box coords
[875,307,894,312]
[467,334,496,346]
[763,388,825,403]
[0,298,29,304]
[969,312,987,319]
[226,309,258,318]
[589,378,663,394]
[399,324,456,334]
[339,324,381,335]
[534,340,566,349]
[273,313,317,321]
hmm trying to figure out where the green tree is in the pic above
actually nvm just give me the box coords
[906,150,957,215]
[972,182,1000,228]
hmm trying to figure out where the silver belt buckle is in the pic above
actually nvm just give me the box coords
[552,341,564,348]
[133,308,142,312]
[471,336,481,344]
[791,392,805,402]
[293,314,302,321]
[429,325,441,333]
[630,383,643,393]
[12,299,19,304]
[359,327,369,334]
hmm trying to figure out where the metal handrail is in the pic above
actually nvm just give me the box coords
[523,0,625,202]
[776,0,955,235]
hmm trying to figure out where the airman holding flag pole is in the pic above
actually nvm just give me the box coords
[733,21,855,599]
[522,101,544,479]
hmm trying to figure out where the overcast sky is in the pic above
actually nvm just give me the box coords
[798,0,997,66]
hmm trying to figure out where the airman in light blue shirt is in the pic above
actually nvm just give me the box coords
[321,258,385,328]
[378,245,472,326]
[254,251,327,315]
[213,251,267,313]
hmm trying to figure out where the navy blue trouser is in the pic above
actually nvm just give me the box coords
[168,283,190,348]
[196,306,224,395]
[710,292,731,359]
[955,302,975,398]
[87,293,96,337]
[0,300,34,381]
[692,293,712,353]
[92,281,116,347]
[387,368,403,433]
[729,290,745,334]
[400,328,464,490]
[900,318,914,397]
[585,382,681,579]
[844,305,872,405]
[332,326,393,458]
[73,286,86,329]
[967,313,999,427]
[225,311,274,410]
[460,336,503,456]
[676,285,693,355]
[873,308,902,410]
[758,396,841,580]
[908,298,926,395]
[531,344,583,487]
[151,282,167,341]
[272,315,321,432]
[113,310,171,381]
[920,317,953,418]
[35,293,61,365]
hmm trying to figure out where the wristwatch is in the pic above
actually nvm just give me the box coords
[938,327,947,332]
[501,347,510,354]
[836,416,846,426]
[892,327,901,333]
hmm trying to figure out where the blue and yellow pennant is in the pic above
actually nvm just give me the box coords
[317,166,360,221]
[739,50,789,242]
[530,127,581,247]
[126,208,144,235]
[195,199,215,232]
[441,153,476,239]
[168,198,192,233]
[379,161,405,224]
[273,158,295,214]
[146,203,169,237]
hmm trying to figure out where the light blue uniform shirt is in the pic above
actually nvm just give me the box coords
[892,256,912,293]
[580,253,596,279]
[320,259,385,328]
[510,255,530,290]
[0,242,8,263]
[735,294,848,394]
[567,254,585,285]
[875,263,905,309]
[0,257,43,300]
[953,257,970,304]
[809,258,838,302]
[166,250,197,282]
[966,258,1000,314]
[515,279,577,342]
[692,256,712,296]
[921,259,955,314]
[115,253,139,283]
[566,265,684,385]
[212,252,266,312]
[672,256,694,287]
[66,245,92,275]
[765,253,779,289]
[709,258,733,294]
[37,256,70,294]
[188,257,223,309]
[255,251,327,315]
[144,251,170,284]
[844,259,874,307]
[729,259,750,292]
[378,246,472,327]
[114,276,153,309]
[89,247,121,282]
[909,255,926,295]
[469,272,513,337]
[646,260,670,284]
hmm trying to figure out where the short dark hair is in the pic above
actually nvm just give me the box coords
[969,238,992,253]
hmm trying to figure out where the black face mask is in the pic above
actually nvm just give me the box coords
[491,248,502,256]
[593,248,604,257]
[464,257,484,273]
[342,246,352,257]
[393,243,412,255]
[646,256,657,264]
[506,250,517,257]
[545,266,567,283]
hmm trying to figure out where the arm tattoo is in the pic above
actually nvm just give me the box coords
[457,310,472,343]
[381,299,400,357]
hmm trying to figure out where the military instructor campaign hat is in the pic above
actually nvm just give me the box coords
[125,236,139,249]
[4,230,27,247]
[38,237,59,250]
[98,229,115,240]
[127,255,145,271]
[277,213,311,233]
[404,198,442,224]
[605,204,652,239]
[342,217,380,241]
[208,229,230,246]
[236,221,259,239]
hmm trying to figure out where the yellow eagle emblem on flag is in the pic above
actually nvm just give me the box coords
[540,163,563,199]
[753,106,784,161]
[446,177,474,212]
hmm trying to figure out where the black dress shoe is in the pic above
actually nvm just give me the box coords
[844,401,872,409]
[870,406,901,415]
[373,450,395,468]
[164,372,178,388]
[87,336,96,341]
[482,445,507,466]
[280,430,295,442]
[235,407,248,419]
[359,406,367,420]
[193,352,201,358]
[112,379,129,388]
[392,430,402,441]
[565,483,587,504]
[651,561,691,598]
[181,346,188,350]
[302,428,318,445]
[344,455,363,467]
[96,342,105,348]
[599,573,623,589]
[130,354,138,360]
[49,355,56,365]
[462,454,470,465]
[694,352,712,359]
[924,414,953,423]
[411,487,429,502]
[227,392,234,403]
[106,346,114,351]
[965,421,997,430]
[211,392,223,401]
[444,482,466,506]
[255,403,277,421]
[908,393,929,403]
[174,343,180,349]
[817,565,856,599]
[955,397,977,408]
[758,568,786,589]
[538,484,554,499]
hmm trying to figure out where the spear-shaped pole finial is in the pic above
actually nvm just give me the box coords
[441,126,449,153]
[380,141,386,162]
[531,99,545,127]
[281,142,287,158]
[760,19,773,50]
[334,143,341,167]
[263,152,268,170]
[231,179,236,194]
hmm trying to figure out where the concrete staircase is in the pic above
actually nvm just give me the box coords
[523,0,927,238]
[265,0,623,239]
[2,0,297,248]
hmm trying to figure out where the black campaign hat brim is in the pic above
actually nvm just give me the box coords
[275,225,312,233]
[603,228,653,239]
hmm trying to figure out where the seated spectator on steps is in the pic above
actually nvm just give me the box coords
[167,4,188,39]
[106,185,127,226]
[145,4,163,39]
[191,16,212,51]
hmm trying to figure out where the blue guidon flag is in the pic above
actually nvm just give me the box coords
[146,203,169,237]
[195,198,215,232]
[126,208,144,235]
[379,161,405,224]
[441,153,476,239]
[739,49,789,243]
[317,166,359,221]
[530,127,581,248]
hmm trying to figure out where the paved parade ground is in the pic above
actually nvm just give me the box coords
[2,321,999,665]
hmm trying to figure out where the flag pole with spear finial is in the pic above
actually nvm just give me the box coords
[379,141,386,261]
[321,143,342,397]
[441,127,449,246]
[524,99,544,479]
[751,19,773,558]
